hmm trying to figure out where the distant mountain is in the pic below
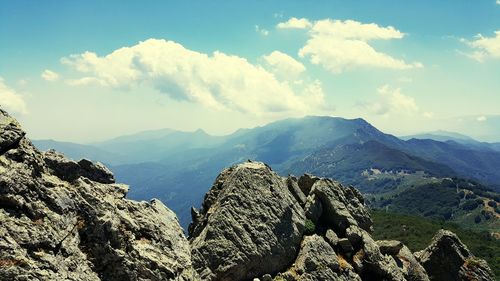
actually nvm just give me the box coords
[33,139,123,164]
[401,130,500,153]
[401,130,476,143]
[33,115,500,229]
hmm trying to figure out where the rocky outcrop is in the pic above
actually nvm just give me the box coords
[188,162,306,281]
[1,108,495,281]
[415,230,494,281]
[188,160,495,281]
[0,108,198,281]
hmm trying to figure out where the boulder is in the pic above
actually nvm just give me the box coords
[308,179,372,234]
[189,161,306,281]
[416,229,494,281]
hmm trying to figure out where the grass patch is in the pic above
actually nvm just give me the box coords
[371,210,499,277]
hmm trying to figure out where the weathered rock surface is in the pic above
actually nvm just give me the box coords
[0,108,198,281]
[415,230,494,281]
[188,161,306,281]
[1,108,495,281]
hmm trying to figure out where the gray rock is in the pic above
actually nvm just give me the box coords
[376,240,404,256]
[43,150,114,184]
[189,162,306,281]
[0,108,198,281]
[286,176,307,206]
[324,229,339,247]
[416,229,494,281]
[309,179,372,234]
[304,194,322,223]
[297,173,319,196]
[284,234,361,281]
[0,108,25,154]
[397,245,429,281]
[352,226,406,280]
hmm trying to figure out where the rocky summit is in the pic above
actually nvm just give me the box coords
[0,107,495,281]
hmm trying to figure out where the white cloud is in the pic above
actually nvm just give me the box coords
[255,25,269,36]
[477,116,487,122]
[358,85,419,116]
[262,51,306,80]
[41,69,60,81]
[461,31,500,62]
[497,0,500,5]
[276,17,312,29]
[277,17,423,73]
[61,39,328,116]
[0,78,28,114]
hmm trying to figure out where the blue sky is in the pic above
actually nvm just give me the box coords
[1,0,499,142]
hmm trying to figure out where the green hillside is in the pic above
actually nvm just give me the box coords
[372,210,499,277]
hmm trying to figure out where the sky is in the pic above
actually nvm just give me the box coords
[1,0,499,142]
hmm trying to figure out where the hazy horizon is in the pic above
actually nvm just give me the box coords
[1,1,499,142]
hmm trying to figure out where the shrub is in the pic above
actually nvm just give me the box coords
[304,219,316,235]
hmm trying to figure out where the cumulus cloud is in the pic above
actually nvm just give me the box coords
[277,18,423,73]
[41,69,60,81]
[261,51,306,81]
[276,17,312,29]
[460,31,500,62]
[358,85,419,116]
[0,78,28,114]
[61,39,327,115]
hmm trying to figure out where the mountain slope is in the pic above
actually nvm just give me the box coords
[34,115,500,229]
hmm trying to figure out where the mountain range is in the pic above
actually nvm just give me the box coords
[33,116,500,229]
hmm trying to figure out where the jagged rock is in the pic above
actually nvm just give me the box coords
[189,161,306,281]
[416,229,494,281]
[43,150,114,184]
[282,234,361,281]
[304,194,322,223]
[348,225,406,280]
[325,229,339,247]
[0,108,25,154]
[297,173,319,196]
[308,179,372,234]
[286,176,307,206]
[0,108,198,281]
[376,240,404,256]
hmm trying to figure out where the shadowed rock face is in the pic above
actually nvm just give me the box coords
[0,108,495,281]
[415,230,494,281]
[0,108,198,281]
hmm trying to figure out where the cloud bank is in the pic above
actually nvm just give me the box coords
[278,18,423,73]
[62,39,328,116]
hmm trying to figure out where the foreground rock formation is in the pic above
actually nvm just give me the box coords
[0,108,197,280]
[0,108,495,281]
